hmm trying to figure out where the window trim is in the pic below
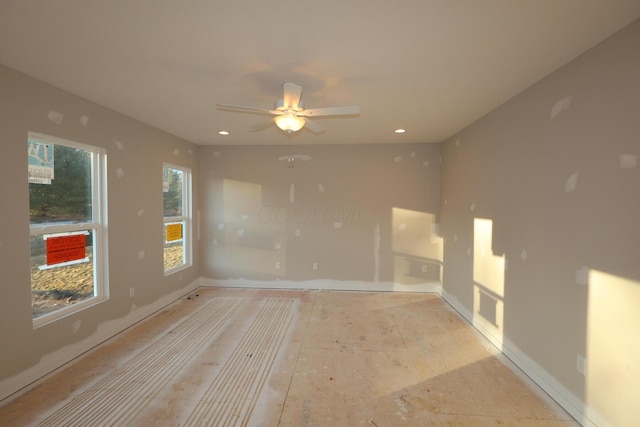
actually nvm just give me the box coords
[29,132,109,328]
[163,163,192,275]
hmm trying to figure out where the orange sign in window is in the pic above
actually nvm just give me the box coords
[166,223,183,242]
[46,234,86,266]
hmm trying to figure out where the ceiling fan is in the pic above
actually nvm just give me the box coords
[217,82,360,134]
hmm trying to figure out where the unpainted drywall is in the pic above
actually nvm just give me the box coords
[440,19,640,427]
[0,65,200,401]
[199,143,441,289]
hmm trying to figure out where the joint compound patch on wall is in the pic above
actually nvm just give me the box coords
[619,154,637,169]
[394,155,402,163]
[423,160,429,167]
[116,168,125,178]
[565,172,579,192]
[173,149,180,156]
[520,249,528,261]
[48,110,64,125]
[114,140,125,150]
[550,95,572,119]
[576,266,589,286]
[138,250,145,259]
[79,115,89,127]
[137,209,145,217]
[213,151,221,158]
[318,184,325,194]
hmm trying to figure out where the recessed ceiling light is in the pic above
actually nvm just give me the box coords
[394,129,406,134]
[218,130,230,135]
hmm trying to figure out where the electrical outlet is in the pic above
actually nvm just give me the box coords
[313,262,318,271]
[421,264,428,273]
[275,261,281,270]
[129,287,135,298]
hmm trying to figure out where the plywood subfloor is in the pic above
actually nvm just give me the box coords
[0,288,579,426]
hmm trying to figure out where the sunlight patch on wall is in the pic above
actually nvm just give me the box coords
[473,218,505,348]
[391,208,442,286]
[587,269,640,427]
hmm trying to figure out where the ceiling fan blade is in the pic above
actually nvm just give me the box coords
[299,105,360,117]
[217,103,278,115]
[302,118,325,134]
[249,118,275,132]
[283,83,303,109]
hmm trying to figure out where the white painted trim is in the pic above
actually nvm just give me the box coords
[200,277,442,293]
[441,289,602,427]
[0,278,201,405]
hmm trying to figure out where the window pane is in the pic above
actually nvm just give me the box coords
[29,144,92,224]
[163,168,183,217]
[31,231,96,319]
[164,222,185,271]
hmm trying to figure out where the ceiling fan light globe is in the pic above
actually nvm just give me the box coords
[275,114,305,133]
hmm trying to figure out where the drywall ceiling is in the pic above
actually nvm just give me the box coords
[1,1,639,146]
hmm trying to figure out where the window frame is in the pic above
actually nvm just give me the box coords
[28,132,109,328]
[163,163,192,275]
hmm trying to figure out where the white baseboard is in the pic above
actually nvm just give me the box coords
[440,289,604,427]
[0,278,201,405]
[199,277,442,293]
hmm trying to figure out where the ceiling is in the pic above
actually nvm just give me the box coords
[1,1,639,146]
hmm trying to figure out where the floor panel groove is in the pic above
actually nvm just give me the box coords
[0,289,578,427]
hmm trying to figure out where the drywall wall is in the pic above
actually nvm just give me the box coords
[440,19,640,427]
[199,143,442,291]
[0,65,200,402]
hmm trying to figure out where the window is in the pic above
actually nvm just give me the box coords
[163,164,191,274]
[28,132,108,326]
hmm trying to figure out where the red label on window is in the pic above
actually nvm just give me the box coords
[46,234,86,266]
